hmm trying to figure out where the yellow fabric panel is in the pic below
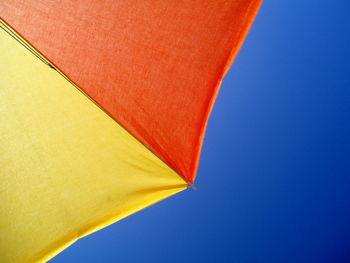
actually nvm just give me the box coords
[0,25,188,263]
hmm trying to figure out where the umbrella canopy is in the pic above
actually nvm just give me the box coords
[0,1,262,262]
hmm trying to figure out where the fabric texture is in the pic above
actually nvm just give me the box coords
[0,0,262,183]
[0,1,262,261]
[0,26,187,263]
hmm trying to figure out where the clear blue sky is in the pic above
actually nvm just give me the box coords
[51,1,350,262]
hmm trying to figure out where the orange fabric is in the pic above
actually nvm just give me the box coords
[0,0,262,183]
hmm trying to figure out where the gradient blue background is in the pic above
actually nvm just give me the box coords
[51,1,350,262]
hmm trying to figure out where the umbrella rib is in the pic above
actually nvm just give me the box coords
[0,21,52,68]
[0,18,194,188]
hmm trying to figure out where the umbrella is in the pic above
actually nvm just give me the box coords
[0,1,262,262]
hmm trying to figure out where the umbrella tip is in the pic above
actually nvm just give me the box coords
[190,184,197,191]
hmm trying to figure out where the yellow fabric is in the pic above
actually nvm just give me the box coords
[0,25,187,263]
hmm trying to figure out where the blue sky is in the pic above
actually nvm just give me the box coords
[51,1,350,262]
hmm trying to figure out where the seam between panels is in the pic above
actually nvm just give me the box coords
[0,18,191,187]
[1,19,190,262]
[190,0,264,182]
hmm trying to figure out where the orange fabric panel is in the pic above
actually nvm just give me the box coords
[0,0,262,183]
